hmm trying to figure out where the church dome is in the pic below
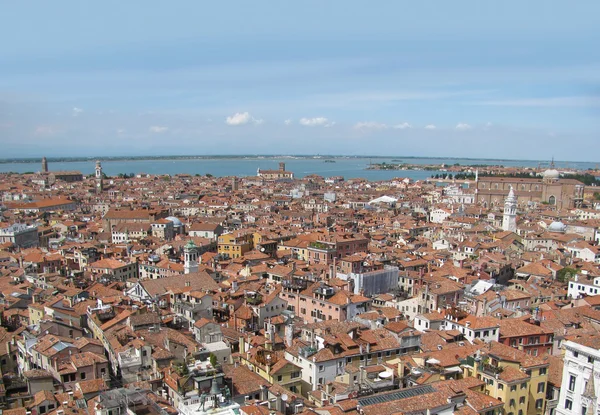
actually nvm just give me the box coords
[548,221,566,233]
[166,216,183,227]
[543,169,560,180]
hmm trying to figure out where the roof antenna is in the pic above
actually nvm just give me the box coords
[550,156,555,168]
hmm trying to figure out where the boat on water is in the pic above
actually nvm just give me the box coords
[324,160,336,163]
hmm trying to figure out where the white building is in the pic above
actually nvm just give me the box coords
[567,273,600,298]
[556,338,600,415]
[0,223,39,248]
[443,315,500,344]
[430,208,452,223]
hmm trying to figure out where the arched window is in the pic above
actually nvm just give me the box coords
[548,195,556,205]
[521,184,525,190]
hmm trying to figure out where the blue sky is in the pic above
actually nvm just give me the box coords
[1,1,599,160]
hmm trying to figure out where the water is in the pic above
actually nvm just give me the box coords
[0,157,597,181]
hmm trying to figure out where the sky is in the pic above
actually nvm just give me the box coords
[1,1,599,160]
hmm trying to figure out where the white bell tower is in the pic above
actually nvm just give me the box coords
[95,160,103,193]
[502,186,517,232]
[184,240,199,274]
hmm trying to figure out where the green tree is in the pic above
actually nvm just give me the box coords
[557,267,577,283]
[209,353,218,368]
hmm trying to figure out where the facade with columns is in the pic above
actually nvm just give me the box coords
[556,338,599,415]
[475,169,584,209]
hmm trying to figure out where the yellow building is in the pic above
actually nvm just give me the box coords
[217,232,253,259]
[462,342,549,415]
[277,238,311,261]
[238,344,303,395]
[28,302,46,326]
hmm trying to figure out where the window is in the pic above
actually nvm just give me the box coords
[511,385,517,392]
[536,399,543,410]
[291,371,300,378]
[539,368,547,375]
[582,407,587,415]
[277,375,283,382]
[81,372,86,380]
[520,397,526,404]
[510,399,516,407]
[498,384,504,390]
[319,365,324,372]
[565,399,572,410]
[588,356,595,364]
[569,375,576,391]
[573,351,579,358]
[538,382,545,393]
[521,382,527,390]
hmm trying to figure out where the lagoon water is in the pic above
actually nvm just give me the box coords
[0,157,597,181]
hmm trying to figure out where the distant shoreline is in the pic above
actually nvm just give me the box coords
[0,155,596,165]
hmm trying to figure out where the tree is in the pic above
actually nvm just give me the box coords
[557,267,577,283]
[209,353,218,368]
[206,173,213,178]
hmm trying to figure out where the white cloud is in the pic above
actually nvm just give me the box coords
[149,126,168,133]
[284,119,292,125]
[226,112,263,125]
[353,121,387,130]
[299,117,331,127]
[72,107,83,117]
[393,122,412,129]
[455,123,472,130]
[226,112,251,125]
[424,124,436,130]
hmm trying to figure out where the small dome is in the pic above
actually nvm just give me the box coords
[543,169,559,180]
[166,216,183,227]
[548,221,566,233]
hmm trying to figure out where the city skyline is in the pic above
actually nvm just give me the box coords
[1,1,599,160]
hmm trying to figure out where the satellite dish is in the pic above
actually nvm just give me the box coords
[281,394,289,402]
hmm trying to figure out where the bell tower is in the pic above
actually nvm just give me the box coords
[502,186,517,232]
[184,240,199,274]
[95,160,103,193]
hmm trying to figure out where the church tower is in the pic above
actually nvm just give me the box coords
[41,157,48,173]
[184,240,199,274]
[502,186,517,232]
[95,160,103,193]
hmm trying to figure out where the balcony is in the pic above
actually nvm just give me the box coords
[118,353,142,368]
[245,294,263,305]
[479,363,503,376]
[308,242,336,252]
